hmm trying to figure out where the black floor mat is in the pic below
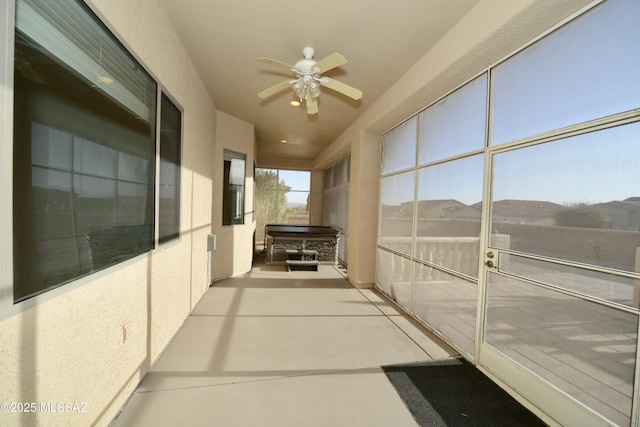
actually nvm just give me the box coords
[382,358,547,427]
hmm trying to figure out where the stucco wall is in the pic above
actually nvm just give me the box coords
[212,111,256,280]
[0,0,225,425]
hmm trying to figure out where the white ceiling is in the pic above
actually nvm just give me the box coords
[158,0,481,162]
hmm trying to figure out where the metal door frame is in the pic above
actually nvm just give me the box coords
[474,112,640,426]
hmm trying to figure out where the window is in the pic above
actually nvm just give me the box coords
[322,157,349,263]
[12,0,156,302]
[418,74,487,164]
[378,73,488,359]
[159,93,181,243]
[381,115,417,174]
[254,168,310,243]
[491,0,640,145]
[379,171,415,256]
[223,150,246,225]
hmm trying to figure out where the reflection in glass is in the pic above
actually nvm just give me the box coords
[379,171,414,255]
[412,263,477,359]
[485,272,637,426]
[415,155,483,278]
[418,73,487,164]
[491,122,640,273]
[73,175,116,233]
[74,138,117,178]
[37,238,80,290]
[382,116,417,174]
[31,123,72,170]
[32,167,73,238]
[117,182,147,226]
[491,0,640,145]
[118,152,149,183]
[32,167,71,193]
[223,151,246,225]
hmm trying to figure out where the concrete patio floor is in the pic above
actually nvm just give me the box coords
[110,255,458,426]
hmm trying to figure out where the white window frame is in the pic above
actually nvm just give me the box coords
[0,0,15,311]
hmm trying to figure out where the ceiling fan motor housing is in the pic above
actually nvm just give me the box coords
[292,48,322,101]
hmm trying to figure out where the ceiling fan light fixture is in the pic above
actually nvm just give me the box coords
[290,100,300,107]
[257,47,363,115]
[280,139,288,143]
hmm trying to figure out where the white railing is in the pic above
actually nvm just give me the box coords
[415,237,480,279]
[378,236,481,281]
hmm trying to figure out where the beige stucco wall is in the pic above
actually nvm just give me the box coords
[212,111,256,280]
[314,0,594,288]
[346,132,381,287]
[0,0,243,426]
[256,156,314,171]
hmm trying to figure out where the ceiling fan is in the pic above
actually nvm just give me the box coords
[257,47,363,115]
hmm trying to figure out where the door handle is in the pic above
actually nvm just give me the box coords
[485,252,496,269]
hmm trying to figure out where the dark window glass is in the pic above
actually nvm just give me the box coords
[159,94,181,243]
[223,150,245,225]
[13,0,156,302]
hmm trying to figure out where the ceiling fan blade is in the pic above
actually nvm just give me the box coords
[319,77,363,100]
[306,92,318,115]
[257,57,296,72]
[257,80,292,99]
[313,53,347,74]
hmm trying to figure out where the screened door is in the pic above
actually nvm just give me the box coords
[480,125,640,426]
[477,1,640,425]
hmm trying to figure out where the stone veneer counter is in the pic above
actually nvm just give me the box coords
[265,225,340,265]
